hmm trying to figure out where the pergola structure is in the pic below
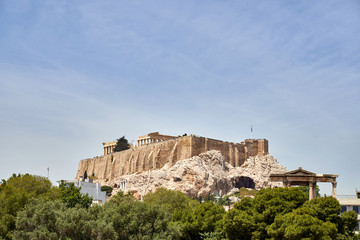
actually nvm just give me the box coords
[270,167,338,200]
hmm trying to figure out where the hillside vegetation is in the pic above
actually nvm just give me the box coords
[0,174,358,240]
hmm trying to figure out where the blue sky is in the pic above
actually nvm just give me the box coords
[0,1,359,195]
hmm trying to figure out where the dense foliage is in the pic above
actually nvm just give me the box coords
[298,185,321,199]
[224,188,358,240]
[58,181,93,208]
[101,185,113,197]
[0,174,60,239]
[113,136,130,152]
[0,174,359,240]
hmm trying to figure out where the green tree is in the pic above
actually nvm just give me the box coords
[303,196,341,224]
[298,185,321,198]
[0,174,60,239]
[143,188,202,239]
[14,199,117,240]
[59,181,92,208]
[303,197,358,238]
[14,199,63,240]
[267,206,338,239]
[223,187,308,240]
[113,136,130,152]
[223,188,359,240]
[338,210,359,239]
[223,198,257,240]
[187,202,225,239]
[253,187,308,225]
[101,185,113,197]
[56,204,117,240]
[102,191,181,239]
[143,188,195,215]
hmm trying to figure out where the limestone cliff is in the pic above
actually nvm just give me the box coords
[76,135,268,181]
[104,150,287,198]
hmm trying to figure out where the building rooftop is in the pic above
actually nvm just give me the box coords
[338,198,360,206]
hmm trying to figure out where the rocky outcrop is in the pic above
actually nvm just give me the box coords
[104,150,287,198]
[228,154,287,190]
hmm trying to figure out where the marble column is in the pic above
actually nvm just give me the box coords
[332,182,337,198]
[309,182,316,200]
[283,180,291,188]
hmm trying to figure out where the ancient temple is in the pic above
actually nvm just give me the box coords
[270,167,338,200]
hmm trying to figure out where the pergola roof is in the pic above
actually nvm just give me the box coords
[270,167,338,184]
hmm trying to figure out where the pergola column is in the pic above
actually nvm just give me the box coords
[283,180,289,187]
[332,182,337,198]
[309,182,316,200]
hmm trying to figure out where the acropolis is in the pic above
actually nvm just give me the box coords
[77,132,269,182]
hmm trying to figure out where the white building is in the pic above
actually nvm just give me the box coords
[60,178,107,204]
[338,192,360,230]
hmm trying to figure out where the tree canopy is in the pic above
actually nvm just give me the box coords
[101,185,113,197]
[1,173,359,240]
[58,181,93,208]
[113,136,130,152]
[224,188,358,240]
[0,174,60,239]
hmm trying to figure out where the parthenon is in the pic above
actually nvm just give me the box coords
[102,132,179,155]
[137,132,177,147]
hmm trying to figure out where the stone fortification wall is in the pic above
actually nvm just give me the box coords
[76,135,268,181]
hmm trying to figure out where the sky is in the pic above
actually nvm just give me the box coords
[0,0,359,196]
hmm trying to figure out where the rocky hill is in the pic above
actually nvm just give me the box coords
[76,135,268,182]
[104,150,287,198]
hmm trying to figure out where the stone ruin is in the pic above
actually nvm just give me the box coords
[78,132,269,181]
[76,132,287,197]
